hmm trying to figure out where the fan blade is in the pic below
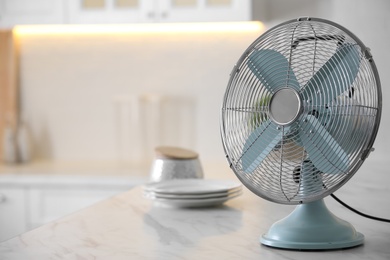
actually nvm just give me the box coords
[302,44,360,105]
[242,119,290,173]
[248,49,300,93]
[300,115,349,174]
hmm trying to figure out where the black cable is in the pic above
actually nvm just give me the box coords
[331,193,390,223]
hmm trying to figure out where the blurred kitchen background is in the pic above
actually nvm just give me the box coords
[0,0,389,241]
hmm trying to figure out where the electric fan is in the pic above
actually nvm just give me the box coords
[220,17,381,250]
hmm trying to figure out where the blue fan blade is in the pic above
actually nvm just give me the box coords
[299,115,349,174]
[302,44,360,105]
[242,120,290,173]
[248,49,300,93]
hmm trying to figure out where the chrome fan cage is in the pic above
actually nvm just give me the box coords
[220,17,382,204]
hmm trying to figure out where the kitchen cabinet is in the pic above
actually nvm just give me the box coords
[0,170,146,242]
[67,0,154,24]
[158,0,251,23]
[26,186,131,230]
[0,0,65,28]
[0,0,251,28]
[68,0,251,23]
[0,187,27,242]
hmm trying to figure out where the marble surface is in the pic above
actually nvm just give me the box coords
[0,160,389,259]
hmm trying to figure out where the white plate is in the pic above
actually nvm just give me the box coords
[144,188,242,200]
[150,191,242,208]
[144,179,242,195]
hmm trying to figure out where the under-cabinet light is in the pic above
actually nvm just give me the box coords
[13,21,264,35]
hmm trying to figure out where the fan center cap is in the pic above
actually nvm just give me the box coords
[269,88,302,125]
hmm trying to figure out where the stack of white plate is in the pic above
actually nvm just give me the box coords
[144,179,242,208]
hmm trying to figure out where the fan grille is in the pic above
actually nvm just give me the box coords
[221,18,381,204]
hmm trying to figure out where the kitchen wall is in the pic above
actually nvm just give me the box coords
[17,26,263,163]
[17,0,389,164]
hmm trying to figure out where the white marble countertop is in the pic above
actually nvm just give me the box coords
[0,159,389,259]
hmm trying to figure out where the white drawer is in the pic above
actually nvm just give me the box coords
[0,187,27,242]
[27,187,129,229]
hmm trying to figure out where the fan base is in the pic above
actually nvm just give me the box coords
[260,199,364,250]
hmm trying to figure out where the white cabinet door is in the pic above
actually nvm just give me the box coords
[159,0,251,22]
[27,187,128,229]
[0,188,27,242]
[0,0,64,28]
[67,0,155,24]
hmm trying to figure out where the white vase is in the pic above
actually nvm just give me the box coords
[2,125,17,164]
[16,121,31,163]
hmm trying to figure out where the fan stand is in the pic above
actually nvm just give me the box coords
[260,198,364,250]
[261,160,364,250]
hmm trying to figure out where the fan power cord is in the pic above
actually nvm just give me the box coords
[331,193,390,223]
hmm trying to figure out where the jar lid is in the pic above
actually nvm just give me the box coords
[155,146,199,160]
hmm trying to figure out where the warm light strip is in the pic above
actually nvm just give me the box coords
[13,22,264,35]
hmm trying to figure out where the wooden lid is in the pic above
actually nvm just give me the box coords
[155,146,199,160]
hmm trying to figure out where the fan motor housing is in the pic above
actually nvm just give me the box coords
[269,88,302,126]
